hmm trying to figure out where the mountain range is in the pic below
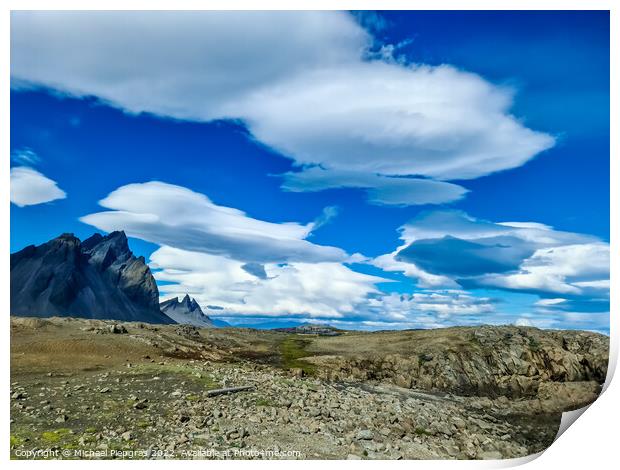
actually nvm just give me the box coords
[10,231,217,326]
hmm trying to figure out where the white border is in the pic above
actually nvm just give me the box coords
[2,1,616,469]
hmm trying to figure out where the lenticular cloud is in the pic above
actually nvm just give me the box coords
[80,181,348,264]
[11,11,554,206]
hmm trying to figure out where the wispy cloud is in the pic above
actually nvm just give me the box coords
[11,147,41,165]
[281,168,468,206]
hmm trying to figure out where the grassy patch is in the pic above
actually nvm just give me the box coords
[414,427,432,437]
[129,363,218,388]
[279,337,316,375]
[41,428,72,443]
[255,398,276,407]
[108,439,137,452]
[10,434,24,447]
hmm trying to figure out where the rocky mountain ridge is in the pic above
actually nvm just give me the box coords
[11,231,174,324]
[160,294,215,328]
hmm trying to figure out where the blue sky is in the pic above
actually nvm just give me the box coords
[10,11,609,331]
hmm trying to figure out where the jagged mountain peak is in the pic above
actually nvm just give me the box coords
[56,232,80,241]
[11,231,174,324]
[50,232,82,247]
[81,232,104,250]
[160,294,214,328]
[86,230,129,253]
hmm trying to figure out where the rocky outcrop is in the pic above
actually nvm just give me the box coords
[161,295,215,328]
[10,231,174,324]
[307,326,608,402]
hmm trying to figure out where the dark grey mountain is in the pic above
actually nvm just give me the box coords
[160,294,215,328]
[10,231,174,324]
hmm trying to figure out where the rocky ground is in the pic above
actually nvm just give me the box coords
[10,317,609,460]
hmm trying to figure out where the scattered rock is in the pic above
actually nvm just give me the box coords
[356,430,374,440]
[108,324,128,334]
[133,399,148,410]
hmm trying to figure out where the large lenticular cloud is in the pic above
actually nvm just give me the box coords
[11,11,554,206]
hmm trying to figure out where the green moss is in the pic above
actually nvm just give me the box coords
[136,421,150,428]
[85,427,97,434]
[186,394,200,402]
[41,428,72,443]
[414,427,432,437]
[61,441,80,450]
[108,440,137,452]
[255,398,276,407]
[129,363,217,388]
[10,434,24,447]
[79,433,96,444]
[279,337,316,375]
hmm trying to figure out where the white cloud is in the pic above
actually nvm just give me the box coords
[312,205,341,230]
[77,184,500,324]
[78,186,589,329]
[151,244,497,324]
[373,210,610,300]
[231,63,553,182]
[479,243,609,295]
[10,166,66,207]
[11,11,367,121]
[151,246,385,319]
[281,167,468,205]
[360,291,495,321]
[534,298,567,307]
[11,11,554,206]
[373,252,459,289]
[515,311,609,334]
[573,280,610,289]
[80,181,347,264]
[396,210,593,246]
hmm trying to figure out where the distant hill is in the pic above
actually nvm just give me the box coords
[10,231,174,324]
[211,318,232,328]
[274,323,342,336]
[160,294,215,328]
